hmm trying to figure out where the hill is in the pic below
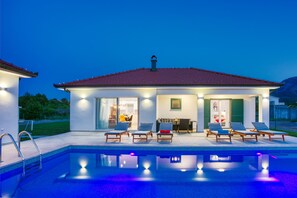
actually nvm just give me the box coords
[271,76,297,105]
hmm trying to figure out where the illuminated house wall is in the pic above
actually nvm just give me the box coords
[68,86,271,132]
[0,72,19,142]
[69,88,157,131]
[157,95,197,121]
[0,60,37,144]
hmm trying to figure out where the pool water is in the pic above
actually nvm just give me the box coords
[1,149,297,198]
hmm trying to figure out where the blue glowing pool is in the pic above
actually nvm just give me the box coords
[1,149,297,198]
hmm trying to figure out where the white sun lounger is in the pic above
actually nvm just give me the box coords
[252,122,288,141]
[230,122,259,142]
[207,123,232,142]
[105,122,129,142]
[132,123,153,142]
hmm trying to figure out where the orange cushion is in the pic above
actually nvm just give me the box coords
[119,115,126,122]
[160,130,170,133]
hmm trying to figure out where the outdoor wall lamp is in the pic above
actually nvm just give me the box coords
[197,94,204,100]
[80,95,87,100]
[0,87,7,91]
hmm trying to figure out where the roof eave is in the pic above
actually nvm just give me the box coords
[0,68,38,78]
[54,83,282,89]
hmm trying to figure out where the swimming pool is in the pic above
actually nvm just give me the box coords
[1,148,297,198]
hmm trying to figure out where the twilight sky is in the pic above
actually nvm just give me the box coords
[1,0,297,99]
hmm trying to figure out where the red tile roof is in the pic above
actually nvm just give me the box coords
[54,67,281,88]
[0,59,38,78]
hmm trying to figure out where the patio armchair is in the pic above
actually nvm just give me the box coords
[131,123,153,142]
[104,122,130,142]
[126,115,133,127]
[230,122,259,142]
[207,123,232,142]
[177,119,190,133]
[157,122,173,142]
[252,122,287,141]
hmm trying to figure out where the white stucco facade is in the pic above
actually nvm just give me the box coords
[0,72,20,143]
[68,86,274,132]
[0,61,37,144]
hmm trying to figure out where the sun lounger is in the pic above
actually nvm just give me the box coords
[157,123,173,142]
[252,122,288,141]
[132,123,153,142]
[105,122,129,142]
[230,122,259,142]
[207,123,232,142]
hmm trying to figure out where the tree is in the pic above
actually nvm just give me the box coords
[23,99,43,119]
[19,93,70,120]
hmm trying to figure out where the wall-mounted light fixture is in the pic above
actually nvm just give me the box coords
[198,96,204,100]
[197,94,204,100]
[0,87,7,91]
[262,96,269,100]
[143,93,152,99]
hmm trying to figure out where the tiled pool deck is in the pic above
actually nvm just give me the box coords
[1,131,297,172]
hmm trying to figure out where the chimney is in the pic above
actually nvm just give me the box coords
[150,55,157,71]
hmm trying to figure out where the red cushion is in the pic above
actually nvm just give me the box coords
[160,130,170,133]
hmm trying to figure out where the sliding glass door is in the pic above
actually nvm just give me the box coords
[96,98,138,130]
[96,98,117,129]
[118,98,138,130]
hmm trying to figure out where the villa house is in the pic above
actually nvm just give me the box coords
[0,59,37,143]
[54,56,281,132]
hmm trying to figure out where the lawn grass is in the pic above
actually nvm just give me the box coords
[19,121,70,136]
[270,128,297,137]
[286,131,297,138]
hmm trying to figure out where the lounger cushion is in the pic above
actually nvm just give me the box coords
[159,123,173,131]
[115,122,129,130]
[230,122,246,130]
[252,122,269,130]
[105,130,125,134]
[208,123,223,131]
[218,129,229,134]
[260,130,287,135]
[139,123,153,131]
[160,130,170,133]
[133,130,150,134]
[235,130,258,135]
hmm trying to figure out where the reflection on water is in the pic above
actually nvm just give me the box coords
[2,150,297,197]
[65,152,275,182]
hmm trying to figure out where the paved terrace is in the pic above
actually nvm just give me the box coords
[1,132,297,173]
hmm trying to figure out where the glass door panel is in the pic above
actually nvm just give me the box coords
[96,98,117,129]
[210,100,230,128]
[118,98,138,130]
[96,97,138,130]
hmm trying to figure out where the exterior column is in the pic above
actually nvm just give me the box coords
[258,95,270,126]
[262,96,270,126]
[258,95,263,122]
[139,92,157,131]
[197,96,204,132]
